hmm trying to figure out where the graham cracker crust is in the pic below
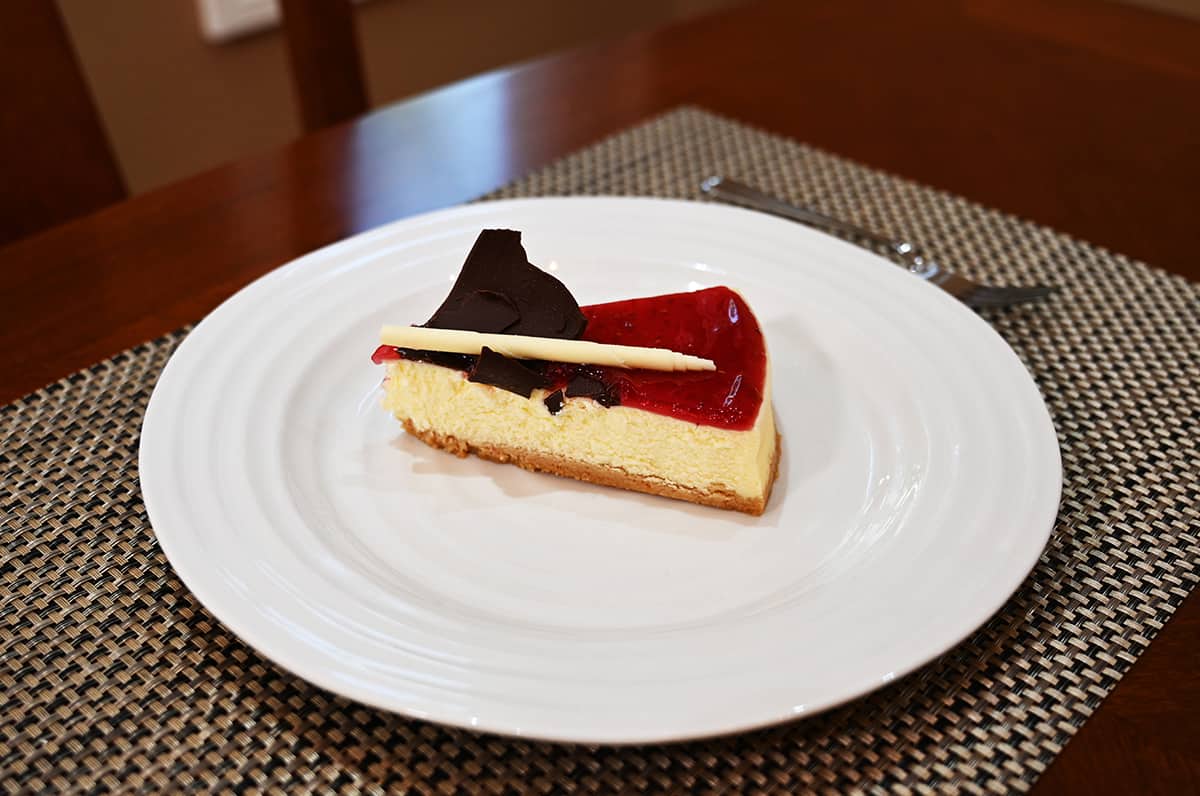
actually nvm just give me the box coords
[401,418,781,515]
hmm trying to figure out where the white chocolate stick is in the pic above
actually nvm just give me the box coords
[379,325,716,372]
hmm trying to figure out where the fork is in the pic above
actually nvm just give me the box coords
[700,176,1055,308]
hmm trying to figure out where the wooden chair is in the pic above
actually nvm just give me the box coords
[280,0,369,132]
[0,2,126,246]
[0,0,368,248]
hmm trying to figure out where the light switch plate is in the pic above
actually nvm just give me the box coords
[195,0,280,43]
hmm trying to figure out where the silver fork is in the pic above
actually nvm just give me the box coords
[700,176,1055,308]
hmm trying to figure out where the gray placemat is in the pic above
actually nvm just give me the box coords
[3,107,1198,794]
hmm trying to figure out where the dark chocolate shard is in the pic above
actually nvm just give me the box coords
[565,373,620,407]
[424,229,587,339]
[468,347,547,398]
[450,289,520,333]
[543,389,565,415]
[397,347,478,372]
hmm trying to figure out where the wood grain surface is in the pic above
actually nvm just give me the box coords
[1,0,1196,791]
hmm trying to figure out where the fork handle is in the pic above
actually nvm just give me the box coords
[701,176,915,259]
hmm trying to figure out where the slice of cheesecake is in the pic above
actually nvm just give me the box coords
[373,230,780,515]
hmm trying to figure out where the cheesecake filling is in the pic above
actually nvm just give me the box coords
[383,358,777,499]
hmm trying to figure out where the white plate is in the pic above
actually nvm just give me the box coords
[140,197,1060,744]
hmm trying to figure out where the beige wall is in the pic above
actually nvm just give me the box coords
[58,0,737,194]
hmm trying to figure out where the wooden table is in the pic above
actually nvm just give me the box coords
[2,0,1196,790]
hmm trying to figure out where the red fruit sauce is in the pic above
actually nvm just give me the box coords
[371,345,402,364]
[373,286,767,431]
[573,286,766,430]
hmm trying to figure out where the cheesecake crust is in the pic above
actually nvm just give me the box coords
[401,418,781,516]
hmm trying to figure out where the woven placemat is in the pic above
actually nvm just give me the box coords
[3,107,1198,794]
